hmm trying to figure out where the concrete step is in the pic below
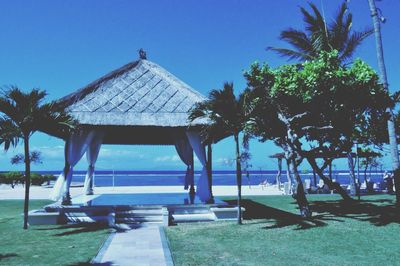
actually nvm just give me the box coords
[115,206,167,225]
[115,206,164,211]
[211,207,245,220]
[170,206,211,215]
[172,213,216,223]
[116,216,163,223]
[64,215,111,224]
[62,211,109,217]
[116,209,164,216]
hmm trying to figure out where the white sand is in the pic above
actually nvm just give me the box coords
[0,184,283,200]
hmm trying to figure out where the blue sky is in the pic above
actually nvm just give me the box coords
[0,0,399,171]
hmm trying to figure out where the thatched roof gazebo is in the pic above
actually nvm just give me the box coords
[50,52,214,205]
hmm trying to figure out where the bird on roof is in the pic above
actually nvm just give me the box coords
[138,48,147,60]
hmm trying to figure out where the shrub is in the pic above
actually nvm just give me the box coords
[30,173,54,186]
[0,172,54,186]
[0,172,24,187]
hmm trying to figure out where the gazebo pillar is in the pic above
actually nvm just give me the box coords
[207,143,213,199]
[62,162,72,205]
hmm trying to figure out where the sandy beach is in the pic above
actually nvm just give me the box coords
[0,184,283,200]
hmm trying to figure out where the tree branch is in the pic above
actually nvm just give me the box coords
[302,125,333,131]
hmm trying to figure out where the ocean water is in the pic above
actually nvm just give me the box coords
[35,170,388,187]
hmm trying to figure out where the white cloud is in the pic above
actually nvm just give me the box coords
[216,157,234,166]
[0,145,64,161]
[36,145,64,159]
[154,155,180,162]
[0,145,147,159]
[99,148,146,159]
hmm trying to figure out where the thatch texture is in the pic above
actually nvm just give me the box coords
[61,59,207,127]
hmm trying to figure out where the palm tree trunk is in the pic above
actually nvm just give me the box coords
[368,0,400,204]
[234,133,242,225]
[23,134,30,229]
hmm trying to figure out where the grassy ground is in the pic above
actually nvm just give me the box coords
[166,194,400,266]
[0,200,110,266]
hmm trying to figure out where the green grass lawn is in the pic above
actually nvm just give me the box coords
[166,194,400,266]
[0,200,110,266]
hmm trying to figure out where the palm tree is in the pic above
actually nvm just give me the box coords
[0,87,74,229]
[189,82,249,224]
[268,2,372,62]
[367,0,400,204]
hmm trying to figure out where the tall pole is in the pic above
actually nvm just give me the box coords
[368,0,400,203]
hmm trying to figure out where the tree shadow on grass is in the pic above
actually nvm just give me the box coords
[309,199,400,227]
[223,197,399,230]
[35,223,109,236]
[224,199,327,230]
[0,253,18,261]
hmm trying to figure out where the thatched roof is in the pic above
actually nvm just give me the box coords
[60,59,207,127]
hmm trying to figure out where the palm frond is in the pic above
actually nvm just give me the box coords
[34,101,76,138]
[301,3,325,35]
[328,2,348,51]
[340,28,374,61]
[307,3,330,50]
[189,82,248,143]
[271,2,369,63]
[0,86,75,140]
[189,102,211,122]
[267,47,313,61]
[280,29,315,55]
[0,118,21,151]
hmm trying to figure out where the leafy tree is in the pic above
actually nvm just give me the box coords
[245,51,391,215]
[0,87,74,229]
[359,148,382,184]
[189,82,249,224]
[268,2,372,62]
[244,61,314,217]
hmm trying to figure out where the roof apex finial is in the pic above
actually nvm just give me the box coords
[138,48,147,60]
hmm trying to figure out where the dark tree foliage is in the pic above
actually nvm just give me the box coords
[0,87,75,229]
[11,151,42,165]
[189,82,250,224]
[244,51,391,215]
[268,2,372,63]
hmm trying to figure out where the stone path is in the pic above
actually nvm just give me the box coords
[94,226,174,266]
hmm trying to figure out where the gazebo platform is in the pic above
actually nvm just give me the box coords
[28,193,241,226]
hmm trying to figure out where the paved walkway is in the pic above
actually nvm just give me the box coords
[94,226,174,266]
